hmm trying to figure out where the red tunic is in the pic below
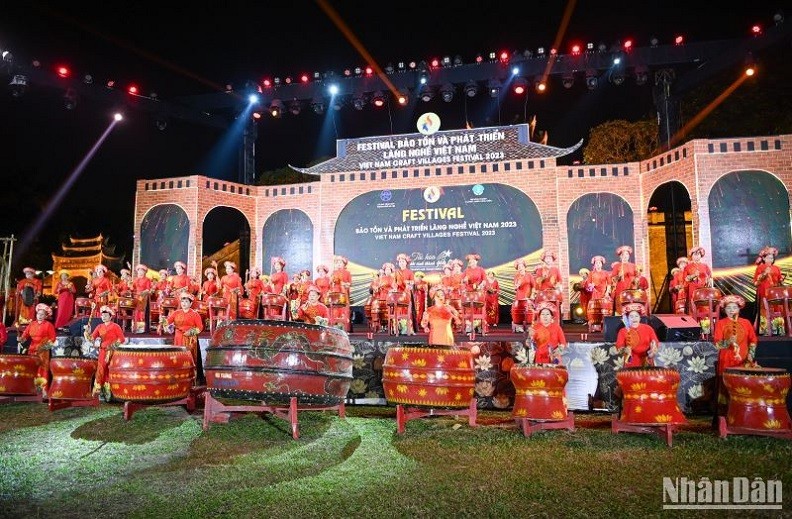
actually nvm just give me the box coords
[610,262,639,306]
[270,271,290,295]
[395,268,415,291]
[202,279,219,298]
[712,316,758,375]
[54,280,76,328]
[88,276,114,304]
[484,278,499,326]
[588,269,611,300]
[0,323,7,347]
[615,323,658,368]
[670,269,687,312]
[534,266,561,292]
[167,308,204,363]
[530,322,567,364]
[754,263,783,331]
[682,261,712,314]
[297,301,329,324]
[132,277,153,327]
[20,319,56,390]
[170,273,194,295]
[422,304,458,346]
[463,266,487,291]
[313,276,331,300]
[90,321,126,391]
[16,278,42,322]
[220,273,243,318]
[513,272,535,300]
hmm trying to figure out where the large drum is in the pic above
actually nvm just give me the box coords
[511,364,569,421]
[108,345,195,403]
[192,299,209,318]
[48,357,97,400]
[369,297,388,329]
[616,366,686,425]
[0,354,39,395]
[617,289,647,310]
[587,297,613,331]
[447,289,463,313]
[692,287,722,306]
[511,299,535,329]
[382,344,475,408]
[238,298,257,319]
[387,290,410,307]
[722,367,792,432]
[205,320,354,405]
[160,296,178,312]
[261,293,288,320]
[462,290,485,308]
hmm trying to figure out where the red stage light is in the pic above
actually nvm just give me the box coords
[549,48,557,56]
[365,66,373,75]
[344,69,352,76]
[571,44,581,55]
[262,79,272,87]
[745,65,756,76]
[475,54,483,63]
[430,59,439,68]
[514,84,525,95]
[128,85,138,95]
[373,98,385,108]
[674,35,684,45]
[300,74,309,83]
[751,24,762,36]
[397,93,408,105]
[252,111,262,119]
[499,51,509,62]
[623,39,633,51]
[56,65,70,78]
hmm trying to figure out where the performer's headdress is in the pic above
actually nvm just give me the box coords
[720,295,746,309]
[622,302,645,316]
[615,245,633,256]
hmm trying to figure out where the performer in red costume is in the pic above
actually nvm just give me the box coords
[132,264,153,333]
[683,246,712,317]
[413,272,428,326]
[610,245,641,311]
[583,255,613,325]
[534,251,562,293]
[115,268,133,297]
[421,288,461,347]
[201,266,219,299]
[86,264,113,307]
[18,303,57,395]
[219,261,243,319]
[528,302,567,364]
[484,271,500,327]
[269,257,289,295]
[15,267,42,324]
[170,261,196,296]
[462,253,486,291]
[377,263,397,299]
[712,295,758,375]
[615,303,659,368]
[511,258,536,333]
[394,253,416,334]
[297,285,330,325]
[86,305,126,399]
[245,266,266,317]
[165,293,204,367]
[753,246,784,335]
[330,255,351,296]
[53,270,76,329]
[670,256,689,314]
[313,264,331,301]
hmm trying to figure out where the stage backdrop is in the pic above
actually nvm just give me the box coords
[139,204,190,270]
[567,192,635,274]
[335,182,542,300]
[261,209,313,275]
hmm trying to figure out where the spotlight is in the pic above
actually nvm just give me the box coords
[534,80,547,93]
[464,80,478,97]
[585,70,598,90]
[1,50,12,64]
[289,100,302,115]
[512,77,528,95]
[113,113,123,121]
[128,84,139,95]
[63,88,77,110]
[649,36,659,47]
[674,35,684,45]
[385,63,394,74]
[439,83,454,102]
[328,84,339,95]
[300,74,309,83]
[773,11,784,25]
[610,69,625,86]
[248,93,259,104]
[371,90,386,108]
[352,93,366,110]
[397,61,405,70]
[269,99,283,118]
[453,55,463,66]
[487,78,501,97]
[562,73,575,89]
[396,91,408,105]
[56,65,70,78]
[83,74,93,84]
[536,47,545,56]
[155,117,167,130]
[8,74,27,97]
[419,84,434,102]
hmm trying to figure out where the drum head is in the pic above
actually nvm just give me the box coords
[725,366,787,375]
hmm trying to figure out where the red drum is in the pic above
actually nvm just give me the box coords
[325,291,348,306]
[447,289,463,314]
[382,345,475,408]
[674,296,687,315]
[511,299,535,328]
[722,367,792,432]
[0,354,39,395]
[261,293,288,320]
[205,320,353,405]
[616,367,686,425]
[387,290,410,307]
[511,364,569,421]
[535,288,563,304]
[117,296,136,309]
[160,296,178,310]
[48,358,97,400]
[192,299,209,317]
[208,296,227,309]
[238,298,257,319]
[767,286,792,301]
[75,297,92,311]
[587,297,613,330]
[109,345,196,403]
[462,290,485,307]
[370,298,388,320]
[692,287,722,304]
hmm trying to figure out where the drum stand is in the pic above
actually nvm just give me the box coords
[48,395,100,411]
[0,393,44,405]
[395,397,477,434]
[515,412,575,438]
[122,385,207,421]
[611,414,678,447]
[717,416,792,440]
[202,392,345,440]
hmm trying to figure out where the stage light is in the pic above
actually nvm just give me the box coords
[397,61,405,70]
[419,74,428,85]
[597,42,607,52]
[512,77,527,95]
[419,84,434,102]
[585,70,598,90]
[440,83,454,102]
[83,74,93,84]
[155,116,168,130]
[284,77,292,84]
[430,58,440,68]
[128,85,138,95]
[488,52,496,61]
[311,96,325,114]
[274,77,281,85]
[343,69,352,76]
[248,93,259,104]
[623,39,633,51]
[252,111,262,120]
[571,44,581,55]
[511,66,520,75]
[464,80,478,97]
[9,74,28,97]
[499,51,509,63]
[586,42,594,52]
[773,12,784,25]
[269,99,283,118]
[396,91,408,105]
[549,48,557,56]
[371,90,385,107]
[289,100,302,115]
[56,65,70,78]
[523,49,533,58]
[408,61,416,69]
[475,54,483,63]
[300,74,309,83]
[106,80,115,88]
[650,36,659,47]
[328,84,339,95]
[63,88,77,110]
[1,50,12,64]
[562,73,575,89]
[354,67,362,76]
[365,66,373,76]
[114,113,123,121]
[634,66,648,86]
[534,80,547,93]
[674,35,684,45]
[453,55,463,66]
[149,92,158,99]
[442,56,451,66]
[352,93,366,110]
[745,65,756,77]
[385,63,394,74]
[610,67,625,85]
[487,78,501,97]
[536,47,545,56]
[314,71,321,80]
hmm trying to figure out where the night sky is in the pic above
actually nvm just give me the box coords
[0,1,784,269]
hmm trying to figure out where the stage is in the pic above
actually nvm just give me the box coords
[7,317,790,416]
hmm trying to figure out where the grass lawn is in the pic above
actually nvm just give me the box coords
[0,401,790,518]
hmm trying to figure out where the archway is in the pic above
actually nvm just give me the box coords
[140,204,190,270]
[261,209,313,276]
[567,192,634,272]
[647,181,692,312]
[202,206,251,278]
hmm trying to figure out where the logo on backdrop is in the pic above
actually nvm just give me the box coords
[380,190,392,202]
[423,186,441,203]
[417,112,441,135]
[472,184,485,196]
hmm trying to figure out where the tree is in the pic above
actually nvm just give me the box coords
[582,119,659,164]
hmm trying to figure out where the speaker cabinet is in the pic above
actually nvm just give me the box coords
[648,314,702,341]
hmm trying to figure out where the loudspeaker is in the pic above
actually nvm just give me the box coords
[603,315,648,342]
[67,317,103,337]
[648,314,701,342]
